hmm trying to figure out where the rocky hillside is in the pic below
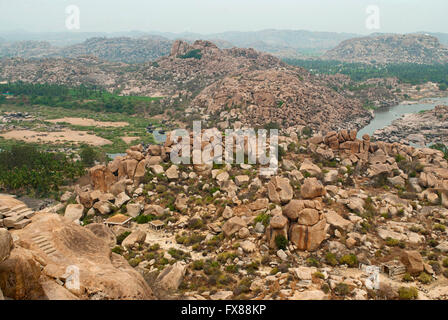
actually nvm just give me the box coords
[0,37,172,64]
[2,127,448,300]
[58,37,172,64]
[0,40,372,132]
[0,56,126,88]
[323,34,448,64]
[0,41,58,59]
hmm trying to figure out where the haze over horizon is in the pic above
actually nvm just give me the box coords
[0,0,446,35]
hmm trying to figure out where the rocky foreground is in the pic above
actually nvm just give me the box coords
[1,127,448,300]
[373,105,448,146]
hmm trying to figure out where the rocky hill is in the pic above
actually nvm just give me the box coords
[57,37,172,64]
[0,41,58,59]
[0,36,172,64]
[0,40,372,132]
[323,34,448,64]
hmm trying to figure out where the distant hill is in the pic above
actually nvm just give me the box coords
[0,36,172,64]
[323,34,448,64]
[150,29,359,57]
[57,36,172,64]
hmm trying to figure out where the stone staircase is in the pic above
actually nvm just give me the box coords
[0,203,35,230]
[31,234,57,257]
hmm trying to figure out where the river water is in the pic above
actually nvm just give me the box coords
[357,96,448,138]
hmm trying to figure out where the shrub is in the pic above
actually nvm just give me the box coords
[192,260,204,270]
[254,213,270,227]
[339,254,358,268]
[275,235,288,250]
[402,273,413,282]
[417,272,432,284]
[179,49,202,60]
[116,231,131,245]
[325,252,338,266]
[398,287,418,300]
[334,283,351,296]
[306,257,320,268]
[443,258,448,268]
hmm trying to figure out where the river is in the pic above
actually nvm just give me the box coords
[357,96,448,138]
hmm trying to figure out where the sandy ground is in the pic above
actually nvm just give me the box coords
[0,129,112,146]
[47,117,129,127]
[121,136,140,144]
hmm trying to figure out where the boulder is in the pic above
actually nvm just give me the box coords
[0,213,153,299]
[0,246,45,299]
[270,214,288,229]
[0,228,13,263]
[235,175,250,186]
[401,250,424,275]
[175,194,188,211]
[93,200,114,215]
[64,204,84,222]
[126,203,142,218]
[267,176,293,204]
[299,159,322,176]
[166,165,179,180]
[323,210,353,231]
[85,223,117,247]
[115,192,131,208]
[300,178,325,199]
[156,262,186,291]
[121,230,147,249]
[289,218,326,251]
[297,208,319,226]
[222,217,247,237]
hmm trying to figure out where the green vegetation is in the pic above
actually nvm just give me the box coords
[179,49,202,60]
[283,60,448,86]
[0,103,158,154]
[0,145,85,196]
[430,143,448,160]
[0,81,163,115]
[274,235,288,250]
[339,254,358,268]
[398,287,418,300]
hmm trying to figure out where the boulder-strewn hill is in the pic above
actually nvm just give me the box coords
[0,37,172,64]
[323,34,448,64]
[0,40,372,131]
[57,36,172,64]
[0,41,58,59]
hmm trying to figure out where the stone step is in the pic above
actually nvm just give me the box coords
[12,219,31,229]
[39,243,53,250]
[32,234,46,241]
[21,210,35,219]
[15,207,32,215]
[3,210,15,218]
[3,215,25,228]
[10,204,27,212]
[0,206,9,213]
[44,248,57,256]
[34,237,48,245]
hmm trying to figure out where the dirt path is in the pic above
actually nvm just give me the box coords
[47,117,129,127]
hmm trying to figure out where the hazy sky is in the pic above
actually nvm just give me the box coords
[0,0,446,35]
